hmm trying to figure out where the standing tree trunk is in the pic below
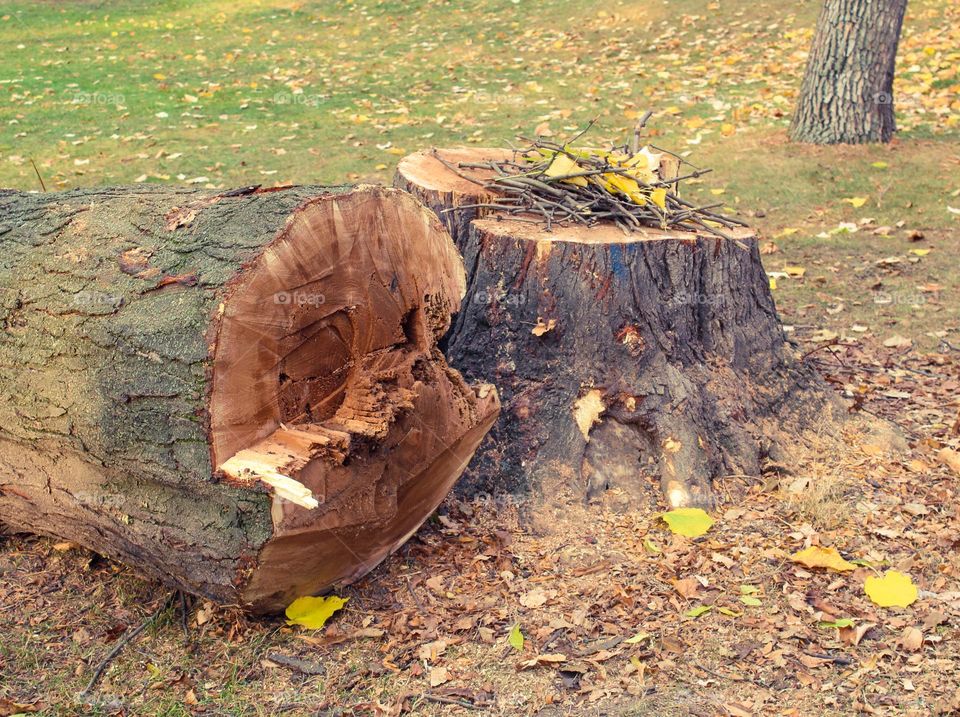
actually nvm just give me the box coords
[397,149,860,510]
[790,0,908,144]
[0,184,498,613]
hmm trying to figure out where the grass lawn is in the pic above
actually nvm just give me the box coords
[1,0,959,715]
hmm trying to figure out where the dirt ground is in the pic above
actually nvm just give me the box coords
[2,334,959,716]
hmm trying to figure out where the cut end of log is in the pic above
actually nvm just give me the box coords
[206,187,500,610]
[209,187,467,465]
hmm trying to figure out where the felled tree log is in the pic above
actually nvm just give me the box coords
[396,149,850,509]
[0,184,499,613]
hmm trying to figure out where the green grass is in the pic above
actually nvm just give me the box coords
[2,0,956,192]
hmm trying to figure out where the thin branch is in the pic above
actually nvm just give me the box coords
[79,592,177,699]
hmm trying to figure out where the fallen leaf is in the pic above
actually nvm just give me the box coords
[723,703,753,717]
[285,595,348,630]
[418,639,448,662]
[531,318,557,336]
[685,605,712,618]
[520,588,548,609]
[899,626,923,652]
[819,618,855,629]
[938,448,960,476]
[518,653,567,669]
[673,577,700,599]
[810,329,838,343]
[864,570,918,608]
[429,666,450,687]
[840,622,876,647]
[883,335,912,349]
[842,196,869,208]
[508,623,524,651]
[0,698,40,716]
[661,508,714,538]
[791,546,856,572]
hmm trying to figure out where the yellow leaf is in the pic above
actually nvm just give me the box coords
[720,123,735,137]
[624,631,651,644]
[842,196,868,208]
[604,173,643,204]
[710,188,726,195]
[153,73,167,81]
[791,546,856,572]
[531,317,556,336]
[544,153,587,187]
[909,249,930,256]
[661,507,714,537]
[769,277,777,290]
[508,623,524,650]
[650,187,667,210]
[285,595,348,629]
[864,570,918,608]
[784,265,806,278]
[871,161,888,169]
[544,153,577,177]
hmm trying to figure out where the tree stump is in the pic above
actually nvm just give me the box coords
[0,184,499,612]
[397,149,850,509]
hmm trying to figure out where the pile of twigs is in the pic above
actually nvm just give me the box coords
[434,116,748,239]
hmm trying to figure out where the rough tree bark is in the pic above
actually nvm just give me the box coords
[790,0,908,144]
[0,184,499,612]
[397,149,854,509]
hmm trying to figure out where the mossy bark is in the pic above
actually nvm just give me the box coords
[0,184,498,611]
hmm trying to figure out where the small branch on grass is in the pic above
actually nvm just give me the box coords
[405,576,425,612]
[422,693,486,710]
[801,339,841,361]
[79,591,177,699]
[264,653,325,676]
[30,159,47,192]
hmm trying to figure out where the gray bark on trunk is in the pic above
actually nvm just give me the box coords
[790,0,908,144]
[397,149,856,510]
